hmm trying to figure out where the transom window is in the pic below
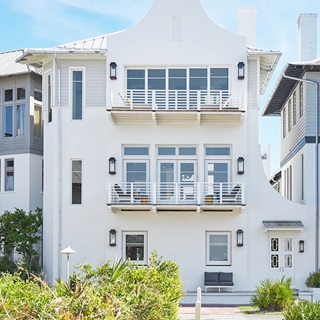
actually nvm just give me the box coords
[123,231,147,265]
[157,146,197,156]
[206,231,231,266]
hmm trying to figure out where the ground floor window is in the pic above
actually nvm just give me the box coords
[5,159,14,191]
[123,231,147,265]
[206,231,231,266]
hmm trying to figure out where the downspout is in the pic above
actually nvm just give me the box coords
[54,54,62,278]
[283,68,319,271]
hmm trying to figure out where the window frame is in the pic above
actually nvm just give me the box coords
[45,70,53,123]
[122,231,148,265]
[16,103,26,137]
[34,104,43,137]
[206,231,231,266]
[299,82,304,118]
[5,159,14,192]
[69,67,86,121]
[126,67,230,92]
[71,159,83,205]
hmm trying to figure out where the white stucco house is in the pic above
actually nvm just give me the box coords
[17,0,315,301]
[0,50,43,214]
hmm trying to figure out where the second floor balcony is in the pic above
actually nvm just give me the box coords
[107,182,245,214]
[108,90,245,124]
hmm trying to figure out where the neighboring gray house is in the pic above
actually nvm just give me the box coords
[263,14,319,206]
[0,50,43,214]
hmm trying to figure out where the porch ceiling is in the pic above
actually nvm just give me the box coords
[107,109,245,125]
[108,204,245,214]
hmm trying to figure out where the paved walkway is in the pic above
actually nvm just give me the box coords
[179,307,284,320]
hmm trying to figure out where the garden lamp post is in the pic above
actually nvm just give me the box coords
[60,245,76,281]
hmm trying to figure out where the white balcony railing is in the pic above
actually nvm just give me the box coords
[108,182,245,206]
[111,90,243,111]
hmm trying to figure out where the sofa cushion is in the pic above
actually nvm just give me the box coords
[204,272,219,286]
[219,272,233,283]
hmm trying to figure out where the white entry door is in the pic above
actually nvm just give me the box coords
[269,235,294,281]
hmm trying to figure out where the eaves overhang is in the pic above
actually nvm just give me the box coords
[263,220,304,232]
[263,59,320,116]
[16,48,108,68]
[247,47,282,95]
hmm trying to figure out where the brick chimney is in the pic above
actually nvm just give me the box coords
[298,13,318,62]
[237,8,257,47]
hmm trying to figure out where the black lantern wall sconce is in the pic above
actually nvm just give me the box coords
[237,62,245,80]
[109,229,117,247]
[236,229,244,247]
[109,157,116,175]
[237,157,245,175]
[109,62,117,80]
[299,240,305,253]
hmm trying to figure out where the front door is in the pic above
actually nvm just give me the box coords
[269,235,294,282]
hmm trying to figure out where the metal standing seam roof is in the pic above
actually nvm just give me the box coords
[0,49,41,77]
[263,59,320,116]
[262,220,304,231]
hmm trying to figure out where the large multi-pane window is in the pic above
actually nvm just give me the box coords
[5,159,14,191]
[126,67,229,91]
[206,231,231,266]
[123,231,147,265]
[2,88,26,137]
[71,160,82,204]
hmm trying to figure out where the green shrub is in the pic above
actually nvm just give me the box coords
[283,300,320,319]
[251,277,294,311]
[305,272,320,288]
[0,256,17,274]
[0,251,184,319]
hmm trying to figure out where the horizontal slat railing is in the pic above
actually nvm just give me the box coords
[111,90,242,111]
[108,182,244,205]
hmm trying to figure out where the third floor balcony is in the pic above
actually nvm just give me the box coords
[107,89,245,124]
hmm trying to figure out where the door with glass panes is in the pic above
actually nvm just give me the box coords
[205,160,230,197]
[158,160,197,203]
[269,234,294,281]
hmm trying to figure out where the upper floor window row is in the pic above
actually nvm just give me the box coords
[127,68,229,91]
[3,88,25,103]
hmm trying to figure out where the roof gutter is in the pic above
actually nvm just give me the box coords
[283,66,320,272]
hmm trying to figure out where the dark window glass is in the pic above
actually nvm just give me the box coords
[17,88,25,100]
[4,89,13,102]
[72,160,82,204]
[72,71,83,120]
[206,147,230,156]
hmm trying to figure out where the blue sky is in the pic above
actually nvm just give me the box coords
[0,0,319,172]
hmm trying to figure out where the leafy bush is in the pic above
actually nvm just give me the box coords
[0,256,17,274]
[283,300,320,319]
[251,277,294,311]
[0,251,184,319]
[305,272,320,288]
[0,207,42,273]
